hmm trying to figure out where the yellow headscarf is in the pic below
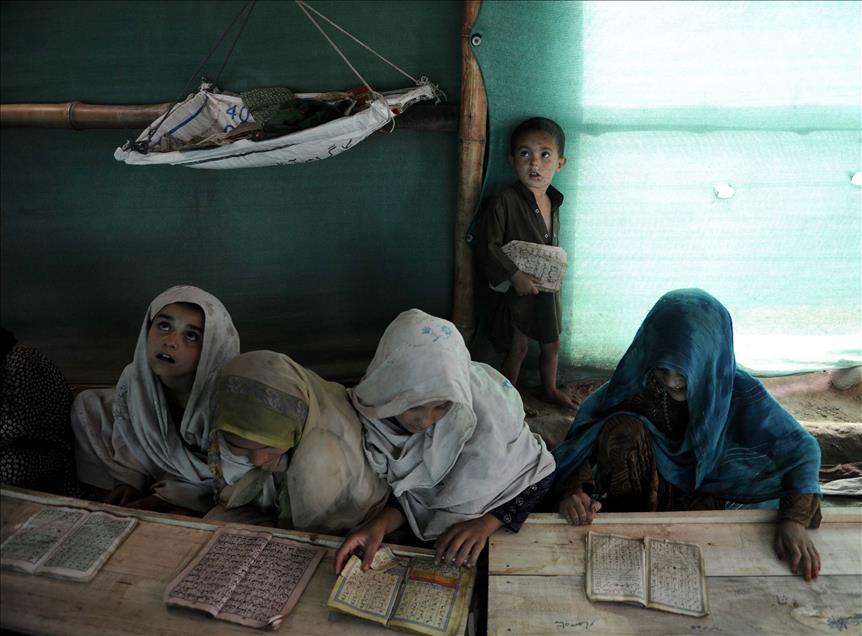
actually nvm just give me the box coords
[212,350,389,534]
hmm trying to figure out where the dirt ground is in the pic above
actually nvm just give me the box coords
[521,369,862,466]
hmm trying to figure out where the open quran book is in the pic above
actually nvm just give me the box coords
[491,240,568,293]
[0,506,137,582]
[164,527,325,630]
[586,531,709,617]
[328,546,475,635]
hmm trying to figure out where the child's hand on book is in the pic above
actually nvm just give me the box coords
[334,524,385,574]
[511,271,541,296]
[434,514,503,568]
[334,507,405,574]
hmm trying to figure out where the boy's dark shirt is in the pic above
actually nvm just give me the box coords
[475,181,564,351]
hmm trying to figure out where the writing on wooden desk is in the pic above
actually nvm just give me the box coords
[553,618,597,630]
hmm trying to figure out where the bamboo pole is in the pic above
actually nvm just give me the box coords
[0,101,458,131]
[0,102,173,129]
[452,0,487,341]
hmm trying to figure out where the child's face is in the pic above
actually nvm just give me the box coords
[653,367,688,402]
[395,400,452,434]
[146,302,205,385]
[221,431,289,472]
[510,130,566,192]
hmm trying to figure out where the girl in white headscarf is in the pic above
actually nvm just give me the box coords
[334,309,555,572]
[71,285,239,513]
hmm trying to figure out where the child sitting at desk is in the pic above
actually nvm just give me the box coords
[71,285,239,514]
[208,350,390,533]
[552,289,823,581]
[474,116,576,409]
[1,328,79,496]
[334,309,555,573]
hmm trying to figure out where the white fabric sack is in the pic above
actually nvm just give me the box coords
[114,83,437,170]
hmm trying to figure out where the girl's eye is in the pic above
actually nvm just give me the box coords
[519,150,530,158]
[434,402,452,414]
[184,331,200,343]
[158,321,171,331]
[541,151,551,159]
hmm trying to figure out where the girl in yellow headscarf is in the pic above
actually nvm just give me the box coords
[209,350,390,533]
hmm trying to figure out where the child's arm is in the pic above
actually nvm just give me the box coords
[774,519,820,581]
[334,506,405,573]
[773,494,822,581]
[476,198,520,287]
[559,487,601,526]
[511,271,541,296]
[434,514,503,568]
[556,459,601,525]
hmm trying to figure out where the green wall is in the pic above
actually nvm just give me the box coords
[1,1,463,382]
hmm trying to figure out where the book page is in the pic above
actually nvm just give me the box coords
[645,537,709,617]
[0,507,88,574]
[38,511,137,581]
[217,535,325,629]
[585,532,646,605]
[164,528,270,617]
[389,559,475,636]
[498,241,568,293]
[327,549,406,625]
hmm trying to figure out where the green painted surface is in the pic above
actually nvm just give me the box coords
[1,0,462,382]
[3,0,860,383]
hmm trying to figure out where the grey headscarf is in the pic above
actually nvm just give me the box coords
[72,285,239,511]
[350,309,555,540]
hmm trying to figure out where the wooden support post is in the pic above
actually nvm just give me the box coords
[452,0,487,342]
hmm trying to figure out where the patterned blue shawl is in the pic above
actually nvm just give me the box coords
[553,289,821,502]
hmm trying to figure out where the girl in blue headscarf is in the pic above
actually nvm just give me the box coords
[552,289,822,581]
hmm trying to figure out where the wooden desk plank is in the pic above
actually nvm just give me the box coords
[489,511,862,577]
[488,574,862,636]
[1,489,471,636]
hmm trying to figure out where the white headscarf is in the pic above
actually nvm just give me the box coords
[350,309,555,540]
[72,285,239,511]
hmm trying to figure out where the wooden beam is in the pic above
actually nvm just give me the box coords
[0,101,458,131]
[0,102,173,129]
[452,0,487,341]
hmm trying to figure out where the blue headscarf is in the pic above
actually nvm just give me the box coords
[553,289,821,502]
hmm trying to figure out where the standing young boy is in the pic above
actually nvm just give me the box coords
[475,117,576,409]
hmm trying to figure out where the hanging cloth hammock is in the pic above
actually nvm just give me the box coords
[114,1,441,170]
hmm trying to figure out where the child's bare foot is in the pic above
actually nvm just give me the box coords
[542,386,578,410]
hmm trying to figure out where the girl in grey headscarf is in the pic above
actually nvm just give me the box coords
[335,309,555,572]
[71,285,239,513]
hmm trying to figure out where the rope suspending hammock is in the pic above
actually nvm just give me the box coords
[114,0,442,169]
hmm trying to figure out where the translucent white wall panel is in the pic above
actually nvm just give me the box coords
[580,0,861,127]
[557,130,861,372]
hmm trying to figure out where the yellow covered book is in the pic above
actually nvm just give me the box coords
[328,546,475,635]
